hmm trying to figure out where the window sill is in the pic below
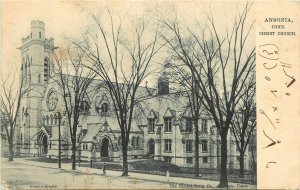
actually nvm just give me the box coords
[164,151,172,153]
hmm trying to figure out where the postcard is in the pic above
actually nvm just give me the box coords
[1,1,299,189]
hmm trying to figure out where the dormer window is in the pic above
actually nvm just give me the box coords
[186,118,193,133]
[148,119,155,133]
[164,117,172,132]
[201,119,208,134]
[97,101,109,116]
[147,110,158,133]
[163,108,175,133]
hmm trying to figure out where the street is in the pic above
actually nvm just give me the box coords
[1,159,169,189]
[1,158,256,189]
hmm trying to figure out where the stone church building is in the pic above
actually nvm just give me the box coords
[16,20,254,171]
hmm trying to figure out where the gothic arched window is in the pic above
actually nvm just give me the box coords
[24,62,27,83]
[42,116,46,125]
[50,115,53,126]
[54,114,57,125]
[80,100,90,112]
[118,136,122,146]
[46,115,49,126]
[131,136,136,147]
[101,103,109,114]
[44,57,49,82]
[136,136,140,147]
[22,107,24,120]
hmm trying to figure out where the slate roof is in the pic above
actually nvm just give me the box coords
[134,92,189,126]
[56,74,156,100]
[81,123,100,142]
[80,116,142,142]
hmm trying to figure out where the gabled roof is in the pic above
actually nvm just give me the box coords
[182,106,193,118]
[32,126,51,141]
[164,107,176,118]
[147,109,158,119]
[81,122,101,142]
[80,116,142,142]
[135,92,188,126]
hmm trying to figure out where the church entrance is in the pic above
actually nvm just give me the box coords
[101,137,109,158]
[148,139,155,158]
[37,131,48,156]
[42,135,48,155]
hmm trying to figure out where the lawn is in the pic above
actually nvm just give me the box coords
[22,157,256,184]
[26,157,74,163]
[130,159,181,173]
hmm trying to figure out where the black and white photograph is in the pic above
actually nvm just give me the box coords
[1,1,299,189]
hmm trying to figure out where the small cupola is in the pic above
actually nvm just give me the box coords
[157,62,172,95]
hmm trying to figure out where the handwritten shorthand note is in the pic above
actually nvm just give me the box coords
[258,43,296,169]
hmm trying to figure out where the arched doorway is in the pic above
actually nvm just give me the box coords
[148,139,155,158]
[37,131,48,156]
[101,138,109,158]
[42,135,48,155]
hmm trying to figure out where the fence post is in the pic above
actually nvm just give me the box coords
[103,162,106,175]
[90,159,92,168]
[166,170,170,182]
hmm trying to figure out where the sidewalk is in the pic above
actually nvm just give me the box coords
[12,158,256,189]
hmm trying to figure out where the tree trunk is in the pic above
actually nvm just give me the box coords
[239,151,245,178]
[194,120,200,177]
[218,133,229,188]
[251,146,256,176]
[71,140,76,170]
[8,139,14,161]
[121,144,128,176]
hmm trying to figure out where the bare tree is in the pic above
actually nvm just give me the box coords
[52,47,96,170]
[168,65,204,177]
[0,72,30,161]
[74,10,162,176]
[188,78,203,178]
[231,73,256,178]
[162,3,255,187]
[249,129,256,178]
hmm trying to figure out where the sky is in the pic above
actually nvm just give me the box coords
[1,0,255,86]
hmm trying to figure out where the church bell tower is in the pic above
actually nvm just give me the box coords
[17,20,55,156]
